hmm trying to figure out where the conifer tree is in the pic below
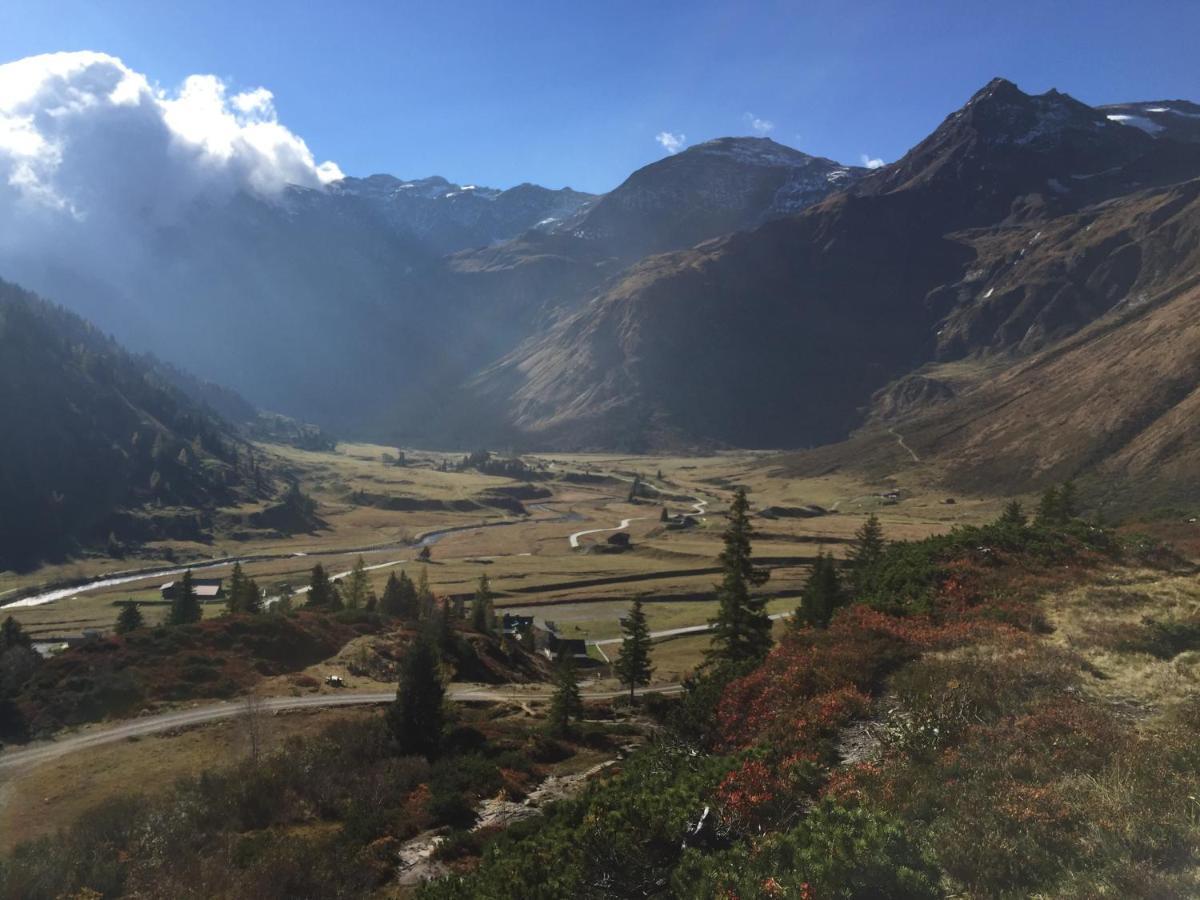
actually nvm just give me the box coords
[387,631,444,758]
[708,488,772,664]
[1036,486,1063,525]
[794,552,845,629]
[548,652,583,737]
[615,598,653,703]
[398,570,419,619]
[115,602,144,634]
[381,571,404,617]
[2,616,31,650]
[847,514,886,595]
[660,506,669,523]
[167,569,203,626]
[471,573,494,634]
[342,556,370,610]
[1059,481,1078,520]
[227,561,248,614]
[306,563,341,610]
[416,568,434,619]
[241,577,263,615]
[998,500,1028,529]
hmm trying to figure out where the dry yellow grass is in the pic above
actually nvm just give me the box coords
[1044,569,1200,718]
[0,706,376,851]
[3,443,989,639]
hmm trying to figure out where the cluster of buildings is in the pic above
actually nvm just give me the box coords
[501,613,589,662]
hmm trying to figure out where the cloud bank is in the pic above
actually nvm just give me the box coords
[655,130,686,154]
[860,154,885,169]
[0,51,341,274]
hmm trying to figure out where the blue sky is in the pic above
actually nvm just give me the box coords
[2,0,1198,193]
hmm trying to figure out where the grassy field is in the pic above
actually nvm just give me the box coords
[1,444,1002,674]
[0,705,377,852]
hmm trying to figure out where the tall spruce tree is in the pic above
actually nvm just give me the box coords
[416,568,434,619]
[471,573,494,634]
[794,552,845,629]
[615,598,653,703]
[1059,481,1078,520]
[381,571,404,617]
[343,556,370,610]
[167,569,203,626]
[1,616,30,650]
[115,601,144,634]
[1036,486,1063,526]
[548,653,583,737]
[398,571,419,619]
[306,563,342,610]
[847,514,886,596]
[387,631,444,758]
[241,577,263,615]
[998,500,1028,529]
[708,488,772,664]
[227,561,248,614]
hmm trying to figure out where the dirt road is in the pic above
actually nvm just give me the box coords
[0,683,682,774]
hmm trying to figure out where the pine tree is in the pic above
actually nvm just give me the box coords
[115,602,144,634]
[1059,481,1078,520]
[167,569,203,626]
[1,616,31,650]
[847,514,885,595]
[416,568,434,619]
[794,552,844,629]
[387,631,444,758]
[660,506,669,523]
[1036,486,1062,526]
[242,577,263,615]
[343,556,370,610]
[471,573,494,634]
[398,570,419,619]
[227,561,248,614]
[997,500,1028,529]
[708,488,772,664]
[381,571,404,617]
[548,653,583,737]
[615,599,653,703]
[306,563,341,610]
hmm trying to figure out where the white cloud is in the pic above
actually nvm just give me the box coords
[744,112,775,135]
[0,51,342,225]
[860,154,885,169]
[655,130,686,154]
[0,50,344,296]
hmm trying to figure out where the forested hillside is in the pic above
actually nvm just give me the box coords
[0,280,269,570]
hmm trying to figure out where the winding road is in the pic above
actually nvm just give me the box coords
[590,610,792,646]
[0,683,684,775]
[567,497,709,549]
[888,426,921,463]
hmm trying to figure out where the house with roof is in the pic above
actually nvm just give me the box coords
[160,577,225,602]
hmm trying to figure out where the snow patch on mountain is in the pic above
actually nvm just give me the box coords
[1106,113,1165,135]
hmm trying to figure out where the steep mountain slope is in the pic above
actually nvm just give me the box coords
[0,280,273,570]
[6,136,861,440]
[558,137,861,260]
[464,80,1200,450]
[863,177,1200,508]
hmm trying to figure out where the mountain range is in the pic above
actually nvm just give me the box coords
[7,77,1200,513]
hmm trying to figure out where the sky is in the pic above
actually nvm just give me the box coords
[1,0,1199,194]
